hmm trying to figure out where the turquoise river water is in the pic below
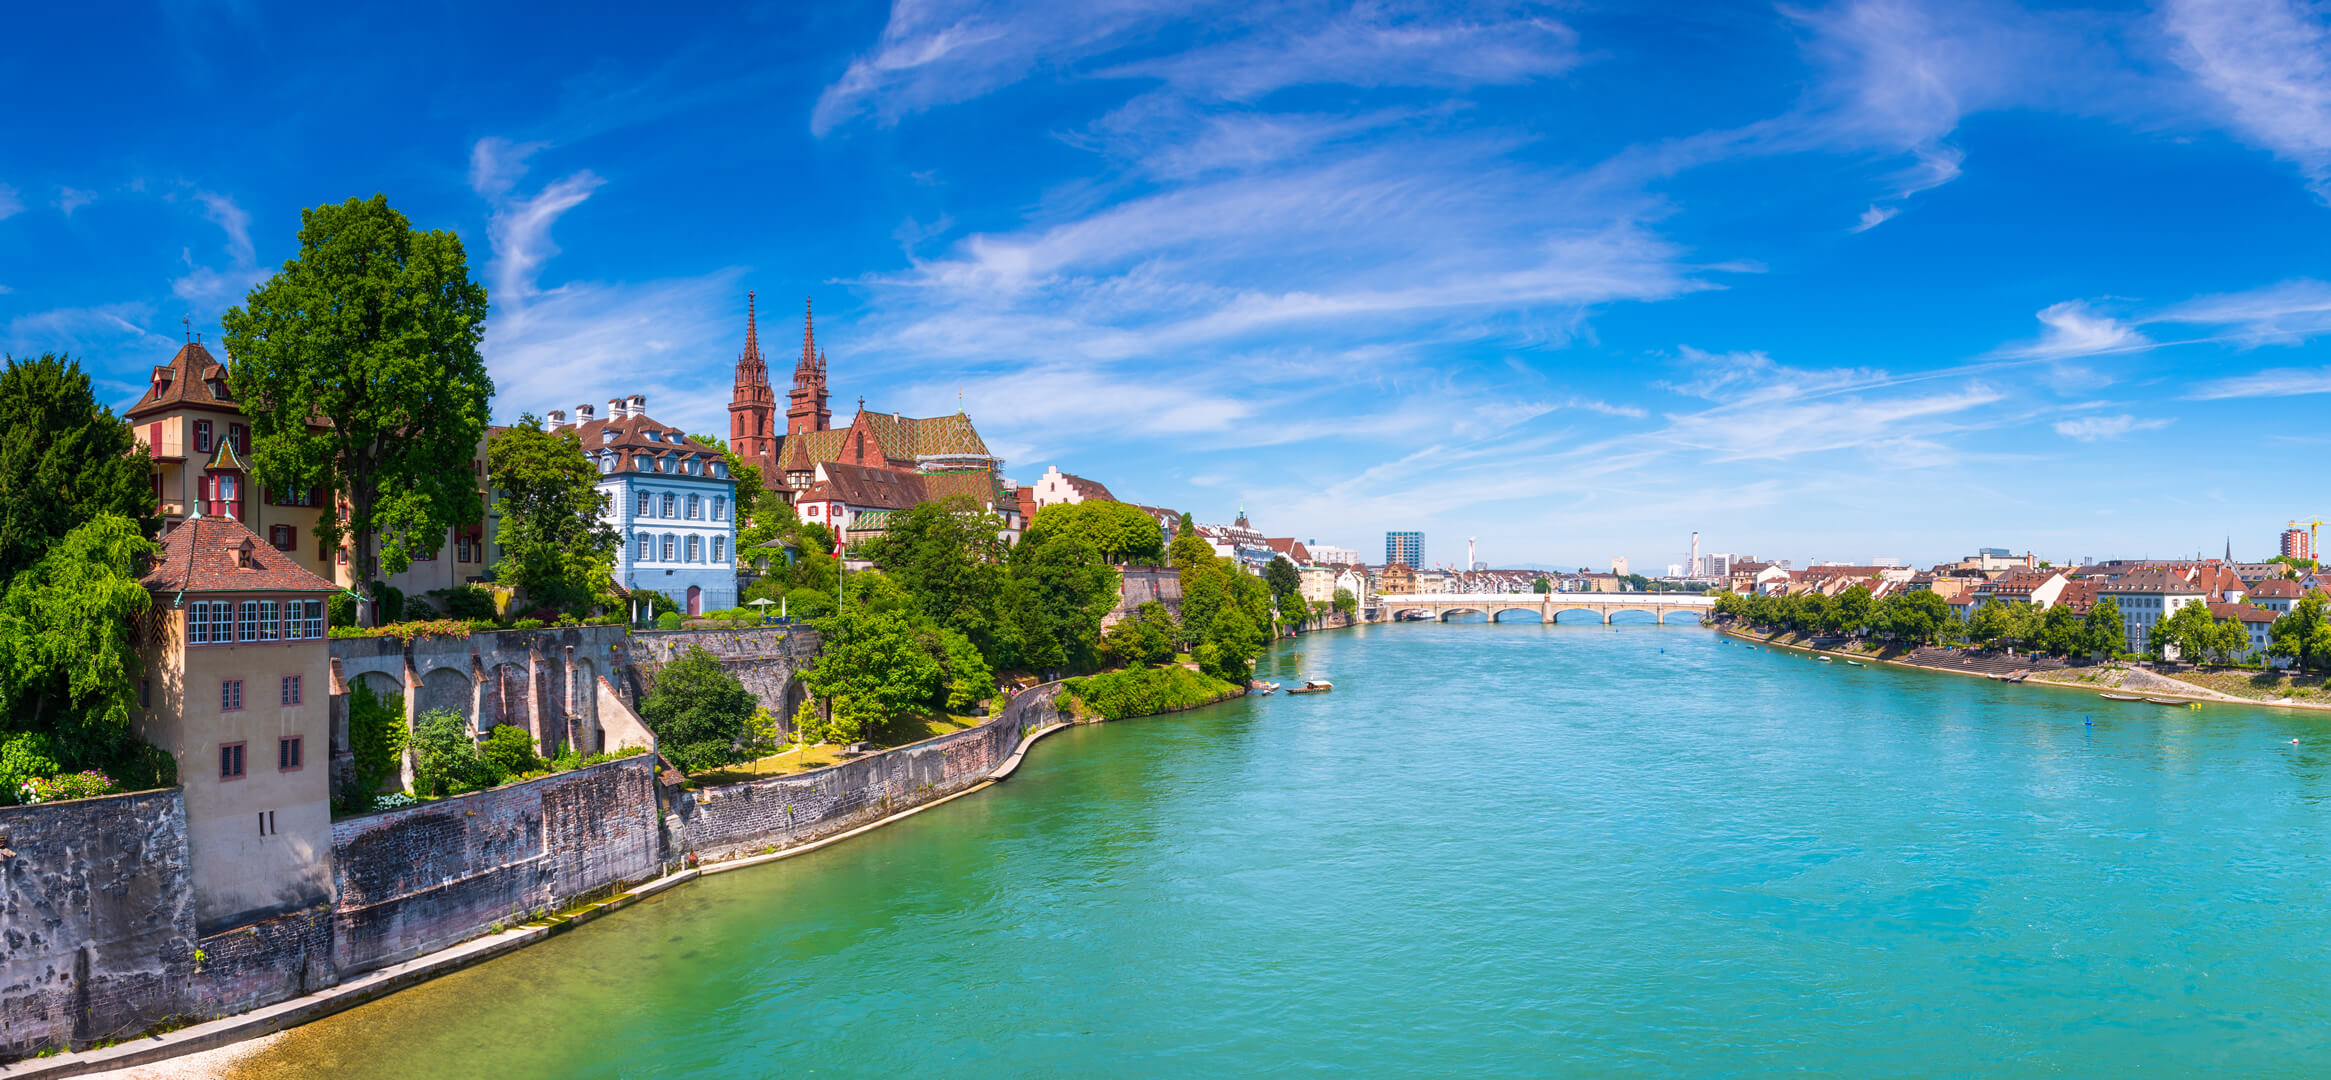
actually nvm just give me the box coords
[230,621,2331,1078]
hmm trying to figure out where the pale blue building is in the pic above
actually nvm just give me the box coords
[549,395,738,616]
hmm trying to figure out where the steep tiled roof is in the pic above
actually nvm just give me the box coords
[142,516,337,594]
[568,409,728,482]
[921,470,1008,509]
[127,342,238,416]
[1053,471,1116,502]
[2097,568,2205,595]
[2250,578,2304,599]
[799,462,928,512]
[2208,601,2279,624]
[859,410,993,460]
[779,428,851,472]
[2054,579,2102,614]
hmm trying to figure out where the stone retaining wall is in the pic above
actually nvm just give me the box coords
[327,754,663,975]
[625,627,820,730]
[671,684,1061,862]
[0,789,198,1059]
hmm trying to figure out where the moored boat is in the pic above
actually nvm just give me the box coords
[1285,680,1335,695]
[2099,693,2144,701]
[2142,697,2190,705]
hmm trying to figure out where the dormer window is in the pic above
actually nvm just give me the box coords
[601,430,616,444]
[236,539,257,569]
[645,430,662,443]
[633,455,650,471]
[714,463,728,479]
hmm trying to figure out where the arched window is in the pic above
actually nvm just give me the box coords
[712,496,727,521]
[687,535,702,562]
[712,537,726,564]
[662,493,676,517]
[688,495,701,519]
[638,532,652,561]
[638,491,653,516]
[662,533,677,561]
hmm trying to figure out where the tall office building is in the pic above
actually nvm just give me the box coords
[1385,531,1424,568]
[2284,528,2313,561]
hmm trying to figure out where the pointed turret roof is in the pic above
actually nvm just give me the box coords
[733,291,772,400]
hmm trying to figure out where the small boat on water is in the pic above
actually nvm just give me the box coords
[1285,679,1335,695]
[1845,660,1865,667]
[1249,680,1280,695]
[2142,697,2190,706]
[1819,656,1833,663]
[2099,693,2144,701]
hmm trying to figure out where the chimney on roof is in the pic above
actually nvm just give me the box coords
[547,410,567,428]
[608,398,623,420]
[577,403,596,422]
[628,394,646,418]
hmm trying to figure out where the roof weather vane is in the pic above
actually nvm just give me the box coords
[182,315,191,344]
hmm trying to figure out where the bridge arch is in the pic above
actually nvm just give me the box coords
[1548,606,1607,625]
[1657,608,1707,625]
[1437,607,1490,622]
[1489,607,1544,623]
[1604,606,1660,625]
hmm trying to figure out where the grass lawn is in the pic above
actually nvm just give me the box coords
[686,713,993,786]
[2164,668,2328,702]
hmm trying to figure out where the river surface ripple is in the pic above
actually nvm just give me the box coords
[229,622,2331,1078]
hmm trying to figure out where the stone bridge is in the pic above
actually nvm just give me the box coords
[1373,592,1714,625]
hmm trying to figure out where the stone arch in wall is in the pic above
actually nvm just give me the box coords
[535,658,567,754]
[351,670,403,710]
[419,667,473,726]
[1489,607,1544,623]
[486,662,530,734]
[569,656,599,751]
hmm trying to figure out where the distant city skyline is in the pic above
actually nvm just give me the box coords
[8,1,2331,566]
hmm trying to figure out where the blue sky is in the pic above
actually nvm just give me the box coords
[6,0,2331,571]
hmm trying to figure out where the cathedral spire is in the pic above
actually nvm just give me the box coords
[786,296,832,437]
[729,290,777,463]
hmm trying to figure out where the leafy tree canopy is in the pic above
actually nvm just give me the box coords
[862,496,1009,662]
[221,194,493,610]
[488,415,620,613]
[0,515,161,781]
[0,355,157,595]
[1025,501,1164,564]
[641,646,755,772]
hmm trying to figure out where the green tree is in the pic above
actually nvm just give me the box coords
[1024,501,1165,564]
[2035,604,2084,656]
[479,723,543,783]
[640,646,755,772]
[1003,530,1119,676]
[933,626,994,713]
[221,195,493,617]
[1532,576,1551,594]
[344,680,407,799]
[0,356,157,595]
[1967,599,2011,647]
[2083,597,2127,657]
[804,609,943,743]
[1263,555,1304,626]
[1102,600,1180,668]
[2151,601,2217,661]
[487,416,620,613]
[1832,585,1874,635]
[411,709,485,796]
[1332,587,1358,617]
[863,496,1008,662]
[2205,616,2252,665]
[0,515,159,780]
[2269,595,2331,672]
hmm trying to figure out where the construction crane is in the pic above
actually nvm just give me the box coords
[2291,519,2325,559]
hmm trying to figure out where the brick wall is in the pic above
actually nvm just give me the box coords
[0,789,198,1058]
[672,684,1060,861]
[328,754,662,975]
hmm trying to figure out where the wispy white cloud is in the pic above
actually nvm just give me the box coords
[170,191,266,305]
[2188,365,2331,399]
[467,137,740,432]
[1851,204,1900,232]
[1997,300,2149,359]
[2165,0,2331,200]
[56,187,96,216]
[1656,345,2005,464]
[2053,413,2170,440]
[2153,277,2331,343]
[0,184,20,220]
[4,304,177,364]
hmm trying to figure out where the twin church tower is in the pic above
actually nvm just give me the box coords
[727,291,829,463]
[722,292,1007,505]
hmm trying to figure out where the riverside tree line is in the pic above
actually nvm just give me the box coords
[1715,586,2331,669]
